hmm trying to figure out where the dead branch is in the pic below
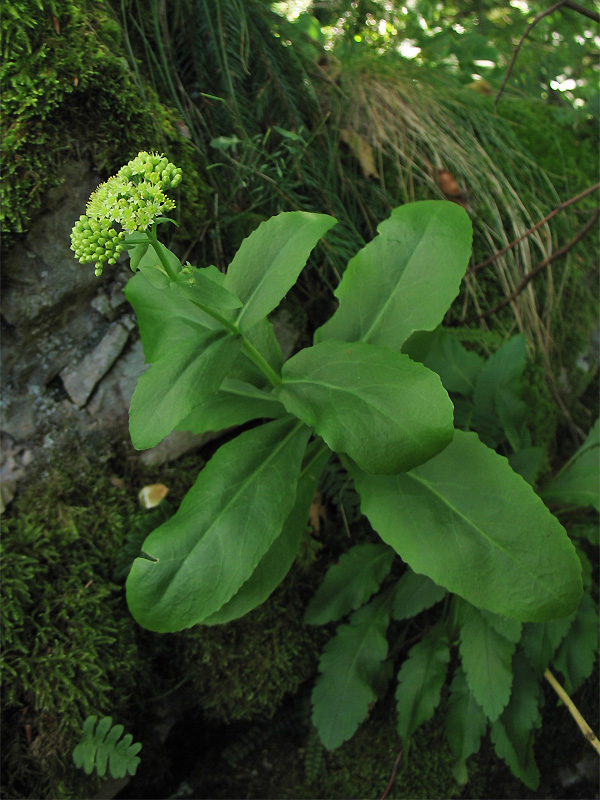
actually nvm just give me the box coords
[469,182,600,273]
[460,208,600,324]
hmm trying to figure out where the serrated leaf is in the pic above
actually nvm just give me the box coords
[305,542,395,625]
[348,431,582,622]
[315,201,472,349]
[520,616,574,673]
[277,340,454,474]
[392,569,446,620]
[126,417,311,631]
[542,419,599,511]
[490,650,542,790]
[312,589,394,750]
[396,625,450,744]
[479,609,522,644]
[129,328,242,450]
[423,332,484,395]
[224,211,336,331]
[176,378,286,435]
[552,591,599,693]
[458,601,516,721]
[203,444,331,625]
[445,667,487,784]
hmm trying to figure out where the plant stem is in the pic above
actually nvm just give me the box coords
[145,228,282,387]
[544,669,600,755]
[193,302,282,388]
[241,340,282,387]
[146,227,179,281]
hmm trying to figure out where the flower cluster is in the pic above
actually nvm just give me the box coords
[70,152,183,276]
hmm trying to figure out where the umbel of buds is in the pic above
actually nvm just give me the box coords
[70,151,183,276]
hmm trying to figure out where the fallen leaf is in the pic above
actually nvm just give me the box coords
[435,169,461,197]
[138,483,169,509]
[340,128,380,180]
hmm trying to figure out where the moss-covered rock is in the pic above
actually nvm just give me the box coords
[1,0,211,250]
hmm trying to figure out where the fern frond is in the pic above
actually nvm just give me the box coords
[72,716,141,779]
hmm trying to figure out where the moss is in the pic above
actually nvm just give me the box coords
[212,688,461,799]
[0,447,144,798]
[175,543,329,724]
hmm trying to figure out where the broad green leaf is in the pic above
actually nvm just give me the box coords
[129,329,242,450]
[126,416,311,631]
[445,667,488,785]
[542,419,599,511]
[471,336,527,447]
[312,589,394,750]
[203,444,331,625]
[520,616,574,673]
[315,201,472,349]
[304,542,395,625]
[125,271,220,362]
[224,211,336,331]
[171,265,243,310]
[396,625,450,744]
[490,650,542,790]
[458,600,516,721]
[392,569,446,620]
[277,340,454,474]
[348,431,582,622]
[423,332,484,395]
[176,378,286,435]
[552,591,599,693]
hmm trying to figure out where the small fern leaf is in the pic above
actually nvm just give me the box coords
[73,716,141,779]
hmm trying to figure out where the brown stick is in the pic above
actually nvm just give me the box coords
[460,208,600,324]
[563,0,600,23]
[544,669,600,755]
[469,183,600,273]
[380,747,404,800]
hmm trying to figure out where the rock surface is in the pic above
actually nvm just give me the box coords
[0,159,302,510]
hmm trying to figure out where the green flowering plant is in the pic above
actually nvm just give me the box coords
[70,151,582,639]
[70,151,182,276]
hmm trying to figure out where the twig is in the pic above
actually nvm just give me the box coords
[563,0,600,23]
[495,0,600,112]
[380,747,404,800]
[468,183,600,273]
[495,0,567,113]
[544,669,600,755]
[460,208,600,324]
